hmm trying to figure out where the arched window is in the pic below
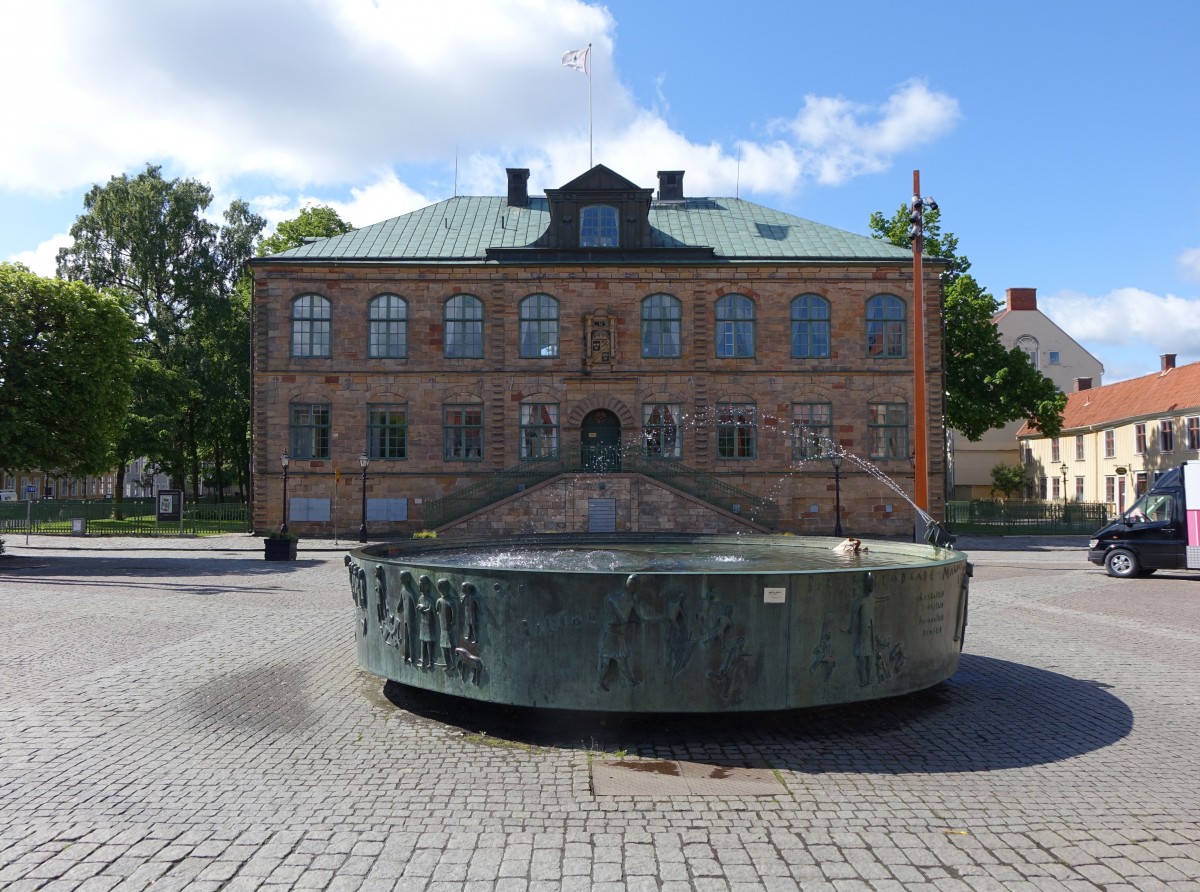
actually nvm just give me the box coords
[444,295,483,358]
[791,294,830,358]
[291,294,331,357]
[580,205,619,247]
[866,294,906,358]
[1015,335,1040,370]
[368,295,407,359]
[519,294,559,358]
[641,294,682,358]
[715,294,755,358]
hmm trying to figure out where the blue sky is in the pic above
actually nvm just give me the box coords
[3,0,1200,383]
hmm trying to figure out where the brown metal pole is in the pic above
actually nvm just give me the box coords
[912,170,929,514]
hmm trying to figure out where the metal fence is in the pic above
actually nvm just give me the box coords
[0,499,250,537]
[945,499,1111,535]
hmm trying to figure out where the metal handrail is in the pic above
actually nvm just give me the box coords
[423,443,778,530]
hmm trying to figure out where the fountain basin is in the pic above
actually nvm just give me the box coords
[347,534,970,712]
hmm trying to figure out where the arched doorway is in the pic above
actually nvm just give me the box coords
[581,409,622,472]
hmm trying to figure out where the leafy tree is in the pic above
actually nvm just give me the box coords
[57,165,263,503]
[990,463,1027,499]
[0,263,135,476]
[869,206,1066,440]
[258,205,353,257]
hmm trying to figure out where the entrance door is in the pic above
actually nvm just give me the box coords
[581,409,621,472]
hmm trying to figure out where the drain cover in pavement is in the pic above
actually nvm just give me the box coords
[591,759,783,796]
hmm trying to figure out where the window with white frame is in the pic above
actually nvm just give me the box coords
[1075,477,1085,501]
[1016,335,1039,370]
[1051,437,1061,463]
[1188,416,1200,451]
[1135,423,1147,454]
[1104,429,1115,458]
[1160,419,1175,453]
[1075,434,1085,461]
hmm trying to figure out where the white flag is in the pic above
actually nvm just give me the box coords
[561,46,589,75]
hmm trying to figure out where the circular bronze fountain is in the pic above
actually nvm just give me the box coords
[347,533,970,712]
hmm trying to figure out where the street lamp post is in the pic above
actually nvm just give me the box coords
[1061,462,1069,506]
[908,172,938,516]
[358,451,370,543]
[831,452,844,537]
[280,451,290,535]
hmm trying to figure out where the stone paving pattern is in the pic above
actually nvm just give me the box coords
[0,533,1197,890]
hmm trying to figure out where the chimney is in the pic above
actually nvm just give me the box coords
[657,170,684,201]
[1074,377,1093,392]
[506,168,530,208]
[1006,287,1037,311]
[1161,353,1177,372]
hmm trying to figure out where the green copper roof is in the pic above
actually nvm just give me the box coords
[264,196,913,263]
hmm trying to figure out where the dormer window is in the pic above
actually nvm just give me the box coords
[580,204,618,247]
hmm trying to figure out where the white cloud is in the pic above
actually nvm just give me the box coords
[774,80,961,186]
[1177,247,1200,281]
[0,0,959,213]
[1040,287,1200,365]
[7,233,71,278]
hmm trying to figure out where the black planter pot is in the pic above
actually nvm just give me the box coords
[263,537,298,561]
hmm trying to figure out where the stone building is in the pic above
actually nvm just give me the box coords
[250,165,945,538]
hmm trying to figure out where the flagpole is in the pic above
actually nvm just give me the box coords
[588,42,593,167]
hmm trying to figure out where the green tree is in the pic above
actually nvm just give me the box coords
[258,205,353,257]
[990,463,1027,499]
[57,165,264,503]
[0,263,135,476]
[869,206,1066,440]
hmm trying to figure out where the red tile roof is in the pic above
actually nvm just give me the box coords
[1018,360,1200,437]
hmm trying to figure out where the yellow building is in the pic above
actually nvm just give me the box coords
[1018,355,1200,512]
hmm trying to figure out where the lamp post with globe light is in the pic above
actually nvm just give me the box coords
[280,451,290,535]
[359,451,370,543]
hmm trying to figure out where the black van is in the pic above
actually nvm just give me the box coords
[1088,462,1200,578]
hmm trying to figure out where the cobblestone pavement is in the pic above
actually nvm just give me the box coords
[0,533,1197,891]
